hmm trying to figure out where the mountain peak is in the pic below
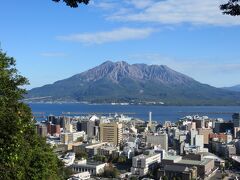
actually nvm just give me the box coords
[27,61,240,105]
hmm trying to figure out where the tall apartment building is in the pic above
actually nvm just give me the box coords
[233,113,240,127]
[195,134,204,149]
[197,128,213,145]
[190,129,198,146]
[36,124,47,137]
[99,122,122,146]
[77,120,98,138]
[47,122,60,135]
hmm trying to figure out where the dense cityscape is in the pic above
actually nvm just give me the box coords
[35,111,240,180]
[2,0,240,179]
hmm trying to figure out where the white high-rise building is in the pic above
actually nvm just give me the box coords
[195,134,204,149]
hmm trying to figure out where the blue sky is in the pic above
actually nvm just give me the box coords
[1,0,240,89]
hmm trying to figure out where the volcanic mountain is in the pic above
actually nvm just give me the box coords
[27,61,240,105]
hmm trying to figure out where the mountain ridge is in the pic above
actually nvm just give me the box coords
[223,84,240,92]
[26,61,240,105]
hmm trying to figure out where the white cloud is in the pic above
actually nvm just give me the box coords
[99,0,240,26]
[124,0,154,9]
[57,27,156,44]
[40,52,67,57]
[91,1,118,10]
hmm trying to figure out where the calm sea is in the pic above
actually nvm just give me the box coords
[29,103,240,123]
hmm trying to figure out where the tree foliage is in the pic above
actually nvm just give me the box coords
[221,0,240,16]
[51,0,240,16]
[52,0,90,8]
[0,50,61,179]
[93,155,108,163]
[75,150,88,160]
[102,164,119,178]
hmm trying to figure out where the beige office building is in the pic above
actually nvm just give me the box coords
[99,122,123,146]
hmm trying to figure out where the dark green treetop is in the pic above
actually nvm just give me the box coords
[51,0,240,16]
[221,0,240,16]
[52,0,90,8]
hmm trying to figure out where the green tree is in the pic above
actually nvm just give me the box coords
[52,0,90,8]
[76,136,84,142]
[51,0,240,17]
[93,155,108,163]
[102,164,119,178]
[162,176,168,180]
[130,177,138,180]
[75,150,88,160]
[117,155,127,163]
[0,50,62,179]
[220,0,240,16]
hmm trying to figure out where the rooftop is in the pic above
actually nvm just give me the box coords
[164,165,190,172]
[178,158,212,166]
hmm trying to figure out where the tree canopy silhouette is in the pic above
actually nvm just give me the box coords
[221,0,240,16]
[0,50,64,179]
[52,0,90,8]
[51,0,240,16]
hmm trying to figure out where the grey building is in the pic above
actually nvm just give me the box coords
[77,120,97,138]
[146,133,168,150]
[233,113,240,127]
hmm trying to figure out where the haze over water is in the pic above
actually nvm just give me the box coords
[29,103,240,123]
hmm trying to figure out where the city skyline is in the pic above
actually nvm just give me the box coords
[1,0,240,89]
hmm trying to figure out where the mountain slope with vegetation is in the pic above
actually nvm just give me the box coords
[27,61,240,105]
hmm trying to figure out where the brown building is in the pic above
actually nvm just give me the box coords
[209,133,232,143]
[162,165,197,180]
[36,124,47,137]
[47,122,60,135]
[99,122,122,146]
[198,128,213,145]
[161,155,215,179]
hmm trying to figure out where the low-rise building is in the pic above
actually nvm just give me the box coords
[131,153,161,176]
[72,159,106,175]
[67,172,90,180]
[161,155,215,179]
[98,145,118,156]
[163,165,197,180]
[60,131,85,144]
